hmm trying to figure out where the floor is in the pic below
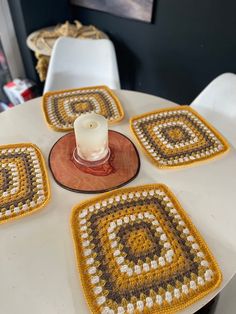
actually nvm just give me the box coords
[214,275,236,314]
[196,275,236,313]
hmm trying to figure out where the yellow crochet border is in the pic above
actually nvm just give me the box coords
[130,106,230,170]
[70,183,222,314]
[42,85,125,132]
[0,143,51,224]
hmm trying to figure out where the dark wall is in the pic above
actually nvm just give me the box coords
[8,0,236,103]
[8,0,71,84]
[71,0,236,103]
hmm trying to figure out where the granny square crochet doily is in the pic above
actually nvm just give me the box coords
[130,106,229,168]
[0,143,50,224]
[42,85,124,131]
[71,184,221,314]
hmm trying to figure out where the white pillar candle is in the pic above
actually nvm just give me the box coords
[74,113,108,162]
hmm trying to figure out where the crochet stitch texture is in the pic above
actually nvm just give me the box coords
[0,143,50,223]
[130,106,229,168]
[42,85,124,131]
[71,184,221,314]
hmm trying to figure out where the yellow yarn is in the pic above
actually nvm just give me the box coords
[71,183,222,314]
[42,85,124,132]
[130,106,230,169]
[0,143,50,224]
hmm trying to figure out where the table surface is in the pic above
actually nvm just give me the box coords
[0,90,236,314]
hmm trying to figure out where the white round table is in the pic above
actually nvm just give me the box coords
[0,90,236,314]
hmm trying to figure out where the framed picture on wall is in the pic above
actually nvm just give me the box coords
[71,0,154,23]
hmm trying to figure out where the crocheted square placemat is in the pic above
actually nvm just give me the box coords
[0,143,50,224]
[130,106,229,169]
[42,85,124,131]
[71,184,221,314]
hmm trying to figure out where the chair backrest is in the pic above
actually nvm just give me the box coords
[44,37,120,93]
[191,73,236,148]
[191,73,236,117]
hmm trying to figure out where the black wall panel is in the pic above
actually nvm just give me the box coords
[71,0,236,103]
[8,0,236,103]
[8,0,71,84]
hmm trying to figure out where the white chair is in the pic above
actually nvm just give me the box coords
[191,74,236,310]
[191,73,236,148]
[43,37,121,93]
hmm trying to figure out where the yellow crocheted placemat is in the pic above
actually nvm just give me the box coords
[71,184,222,314]
[42,85,124,131]
[130,106,230,169]
[0,143,50,224]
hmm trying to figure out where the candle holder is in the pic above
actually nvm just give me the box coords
[73,112,110,167]
[72,147,111,167]
[48,131,140,194]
